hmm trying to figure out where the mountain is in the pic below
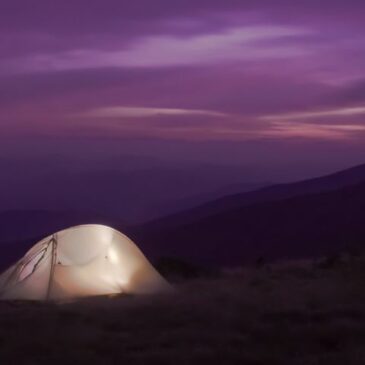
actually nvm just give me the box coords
[157,181,270,215]
[2,163,365,270]
[137,163,365,232]
[133,182,365,266]
[0,163,266,224]
[132,164,365,265]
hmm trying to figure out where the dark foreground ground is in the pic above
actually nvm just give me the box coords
[1,255,365,364]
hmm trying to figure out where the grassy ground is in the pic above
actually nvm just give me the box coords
[1,255,365,364]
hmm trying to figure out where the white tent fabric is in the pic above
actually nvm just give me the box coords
[0,224,171,300]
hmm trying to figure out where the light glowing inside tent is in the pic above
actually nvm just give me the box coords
[0,224,172,300]
[108,247,119,264]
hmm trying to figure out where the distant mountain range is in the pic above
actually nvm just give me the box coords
[132,163,365,265]
[136,163,365,232]
[0,163,265,224]
[1,163,365,269]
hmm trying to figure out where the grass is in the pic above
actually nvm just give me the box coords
[1,254,365,364]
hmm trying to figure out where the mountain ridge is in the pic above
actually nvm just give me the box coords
[136,162,365,233]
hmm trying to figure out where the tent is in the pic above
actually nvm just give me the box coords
[0,224,171,300]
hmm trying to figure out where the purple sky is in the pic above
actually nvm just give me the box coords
[1,1,365,179]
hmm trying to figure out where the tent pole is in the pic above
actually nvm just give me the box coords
[46,234,57,300]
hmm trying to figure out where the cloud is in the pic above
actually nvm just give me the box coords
[1,0,365,146]
[63,114,365,141]
[1,1,364,34]
[261,121,365,140]
[261,106,365,121]
[0,65,334,116]
[79,106,228,119]
[7,26,310,73]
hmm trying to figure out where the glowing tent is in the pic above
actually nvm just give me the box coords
[0,224,171,300]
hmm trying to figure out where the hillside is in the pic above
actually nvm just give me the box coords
[1,256,365,364]
[133,181,365,266]
[2,163,365,270]
[138,163,365,233]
